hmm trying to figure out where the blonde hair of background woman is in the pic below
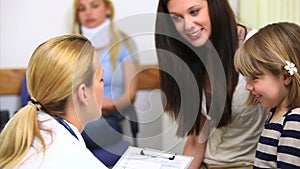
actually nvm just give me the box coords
[235,22,300,109]
[0,34,96,168]
[73,0,136,69]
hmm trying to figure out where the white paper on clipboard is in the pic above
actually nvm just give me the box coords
[113,146,193,169]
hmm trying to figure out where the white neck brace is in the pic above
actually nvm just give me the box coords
[81,18,111,49]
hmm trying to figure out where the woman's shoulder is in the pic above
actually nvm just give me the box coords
[120,42,130,51]
[119,41,138,62]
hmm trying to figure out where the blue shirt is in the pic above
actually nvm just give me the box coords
[99,44,134,100]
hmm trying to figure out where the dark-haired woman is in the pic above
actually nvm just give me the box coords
[155,0,268,168]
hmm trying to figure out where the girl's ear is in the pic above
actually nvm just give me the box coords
[283,73,293,86]
[77,84,89,106]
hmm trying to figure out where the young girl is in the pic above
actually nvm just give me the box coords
[235,22,300,169]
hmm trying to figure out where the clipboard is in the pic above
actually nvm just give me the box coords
[113,146,193,169]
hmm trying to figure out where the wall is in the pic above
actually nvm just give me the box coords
[0,0,75,121]
[238,0,300,29]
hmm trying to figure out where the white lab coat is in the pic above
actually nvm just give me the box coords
[14,112,108,169]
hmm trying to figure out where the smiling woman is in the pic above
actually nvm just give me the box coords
[167,0,211,47]
[155,0,268,168]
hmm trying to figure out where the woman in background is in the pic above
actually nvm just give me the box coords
[0,35,107,169]
[155,0,268,168]
[73,0,139,166]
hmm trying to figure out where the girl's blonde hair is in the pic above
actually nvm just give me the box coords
[73,0,137,69]
[235,22,300,109]
[0,34,96,168]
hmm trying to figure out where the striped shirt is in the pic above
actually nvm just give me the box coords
[254,108,300,169]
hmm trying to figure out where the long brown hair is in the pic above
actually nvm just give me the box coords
[155,0,240,137]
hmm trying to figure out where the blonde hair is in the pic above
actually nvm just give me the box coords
[235,22,300,109]
[0,34,95,168]
[72,0,136,69]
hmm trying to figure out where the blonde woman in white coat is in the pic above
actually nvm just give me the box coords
[0,35,108,169]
